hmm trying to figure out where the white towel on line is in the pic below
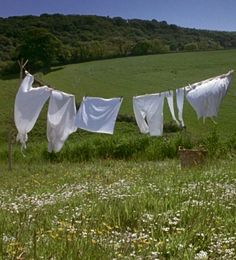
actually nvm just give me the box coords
[185,73,232,119]
[176,87,185,127]
[75,96,123,134]
[165,90,180,126]
[14,73,51,149]
[47,90,77,153]
[133,93,165,136]
[133,90,180,136]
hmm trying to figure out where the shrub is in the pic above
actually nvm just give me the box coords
[225,132,236,154]
[184,42,198,51]
[3,128,236,164]
[0,61,19,76]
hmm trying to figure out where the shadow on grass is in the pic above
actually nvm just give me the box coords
[39,66,64,75]
[0,73,19,80]
[0,66,64,80]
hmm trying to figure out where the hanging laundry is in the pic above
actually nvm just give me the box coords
[133,93,165,136]
[176,87,185,127]
[14,72,51,149]
[47,90,77,153]
[133,91,180,136]
[185,71,233,119]
[75,96,123,134]
[165,90,180,126]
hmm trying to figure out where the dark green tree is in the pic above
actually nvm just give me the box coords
[151,39,170,53]
[184,42,198,51]
[16,28,64,70]
[131,40,152,55]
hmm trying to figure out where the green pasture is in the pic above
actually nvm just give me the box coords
[45,50,236,138]
[0,50,235,259]
[0,159,235,259]
[0,50,236,147]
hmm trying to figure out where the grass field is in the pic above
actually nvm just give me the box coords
[0,50,236,258]
[0,50,236,146]
[0,159,235,259]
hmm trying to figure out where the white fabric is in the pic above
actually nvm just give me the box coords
[133,93,165,136]
[176,87,185,127]
[165,90,180,126]
[75,96,123,134]
[185,74,232,119]
[14,73,51,149]
[47,90,77,153]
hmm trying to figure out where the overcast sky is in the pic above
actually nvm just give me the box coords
[0,0,235,32]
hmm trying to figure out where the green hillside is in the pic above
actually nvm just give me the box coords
[0,50,236,147]
[1,14,236,74]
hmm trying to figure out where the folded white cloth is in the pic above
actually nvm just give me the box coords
[47,90,77,153]
[75,96,123,134]
[14,73,51,149]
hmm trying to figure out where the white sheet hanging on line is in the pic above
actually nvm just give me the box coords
[176,87,185,127]
[165,90,180,126]
[75,96,123,134]
[14,73,51,149]
[185,71,233,119]
[133,93,165,136]
[47,90,77,153]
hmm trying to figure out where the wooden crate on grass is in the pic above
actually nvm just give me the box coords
[178,147,208,168]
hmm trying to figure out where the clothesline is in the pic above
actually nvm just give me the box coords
[186,70,234,91]
[14,70,234,153]
[31,69,234,103]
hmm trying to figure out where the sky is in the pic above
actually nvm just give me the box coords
[0,0,235,32]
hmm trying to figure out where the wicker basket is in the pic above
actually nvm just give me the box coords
[178,147,208,168]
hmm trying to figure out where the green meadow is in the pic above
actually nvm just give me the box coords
[0,50,236,258]
[0,160,235,259]
[0,49,236,145]
[44,49,236,138]
[0,49,236,162]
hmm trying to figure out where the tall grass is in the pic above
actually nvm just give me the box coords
[0,159,235,259]
[1,127,235,165]
[0,50,235,259]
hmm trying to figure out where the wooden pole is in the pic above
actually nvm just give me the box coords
[33,76,54,88]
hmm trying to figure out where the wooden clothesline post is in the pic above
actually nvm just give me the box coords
[18,59,29,84]
[8,59,28,171]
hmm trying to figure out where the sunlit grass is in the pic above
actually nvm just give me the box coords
[0,49,236,145]
[0,159,235,259]
[0,49,235,259]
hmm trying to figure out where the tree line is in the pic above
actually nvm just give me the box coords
[0,14,236,74]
